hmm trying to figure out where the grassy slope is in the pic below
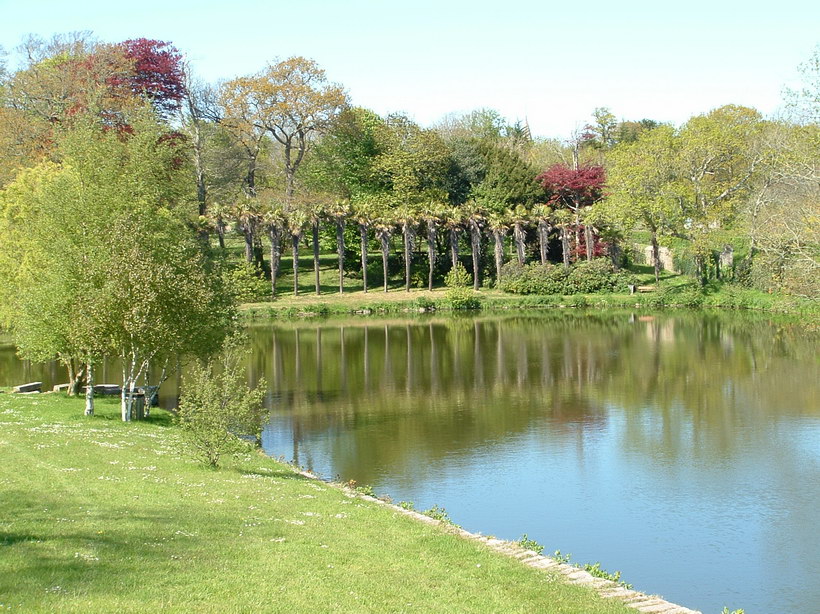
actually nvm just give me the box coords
[0,394,632,614]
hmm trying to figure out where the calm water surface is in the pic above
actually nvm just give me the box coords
[2,310,818,613]
[255,311,819,614]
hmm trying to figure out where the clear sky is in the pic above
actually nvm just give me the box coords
[2,0,818,138]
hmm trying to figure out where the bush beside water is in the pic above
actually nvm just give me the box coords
[498,259,637,295]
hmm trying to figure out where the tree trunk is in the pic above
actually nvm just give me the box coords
[561,225,571,268]
[292,234,300,295]
[650,228,660,285]
[66,358,85,396]
[359,223,369,293]
[493,229,505,285]
[312,221,320,295]
[192,129,209,246]
[574,211,581,262]
[609,240,622,270]
[695,253,706,286]
[426,221,437,291]
[84,362,94,416]
[243,153,258,263]
[585,223,594,261]
[336,218,345,294]
[538,219,550,265]
[403,222,414,292]
[449,227,459,269]
[253,236,265,271]
[513,221,526,265]
[243,222,254,263]
[380,234,390,293]
[469,220,481,291]
[216,219,226,250]
[269,226,282,297]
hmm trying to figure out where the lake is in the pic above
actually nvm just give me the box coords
[2,310,818,613]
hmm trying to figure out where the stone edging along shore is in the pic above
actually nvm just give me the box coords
[292,469,701,614]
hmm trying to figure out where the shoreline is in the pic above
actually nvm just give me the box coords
[239,286,819,321]
[0,394,650,613]
[294,465,703,614]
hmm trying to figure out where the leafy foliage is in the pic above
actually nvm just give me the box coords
[223,261,270,303]
[498,259,636,295]
[114,38,186,116]
[176,337,265,468]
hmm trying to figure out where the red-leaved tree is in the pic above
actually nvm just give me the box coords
[112,39,185,117]
[536,164,606,264]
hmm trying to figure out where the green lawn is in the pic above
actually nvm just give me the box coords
[0,394,634,613]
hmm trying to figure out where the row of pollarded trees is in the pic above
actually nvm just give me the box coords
[199,100,612,298]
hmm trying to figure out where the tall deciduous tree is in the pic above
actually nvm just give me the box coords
[675,105,764,282]
[605,124,682,283]
[374,114,449,291]
[234,57,348,201]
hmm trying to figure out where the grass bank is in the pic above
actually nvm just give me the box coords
[0,394,635,614]
[240,280,819,321]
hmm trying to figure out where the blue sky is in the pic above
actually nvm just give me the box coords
[2,0,818,137]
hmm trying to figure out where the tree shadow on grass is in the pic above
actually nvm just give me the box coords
[234,467,314,481]
[0,489,214,605]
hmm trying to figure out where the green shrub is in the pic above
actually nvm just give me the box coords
[445,262,472,288]
[175,337,266,468]
[498,259,636,295]
[446,287,482,310]
[224,262,270,303]
[413,296,436,311]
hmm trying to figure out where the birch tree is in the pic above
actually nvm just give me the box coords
[0,107,234,420]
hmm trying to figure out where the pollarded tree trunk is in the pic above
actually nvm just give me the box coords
[402,222,415,293]
[469,219,482,291]
[359,223,369,293]
[379,232,390,293]
[492,229,505,285]
[243,222,255,263]
[84,362,94,416]
[513,222,526,265]
[292,233,301,296]
[253,236,265,271]
[538,219,550,265]
[312,221,321,295]
[449,227,460,269]
[426,220,437,291]
[574,209,581,261]
[336,218,345,294]
[269,226,283,297]
[561,225,571,268]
